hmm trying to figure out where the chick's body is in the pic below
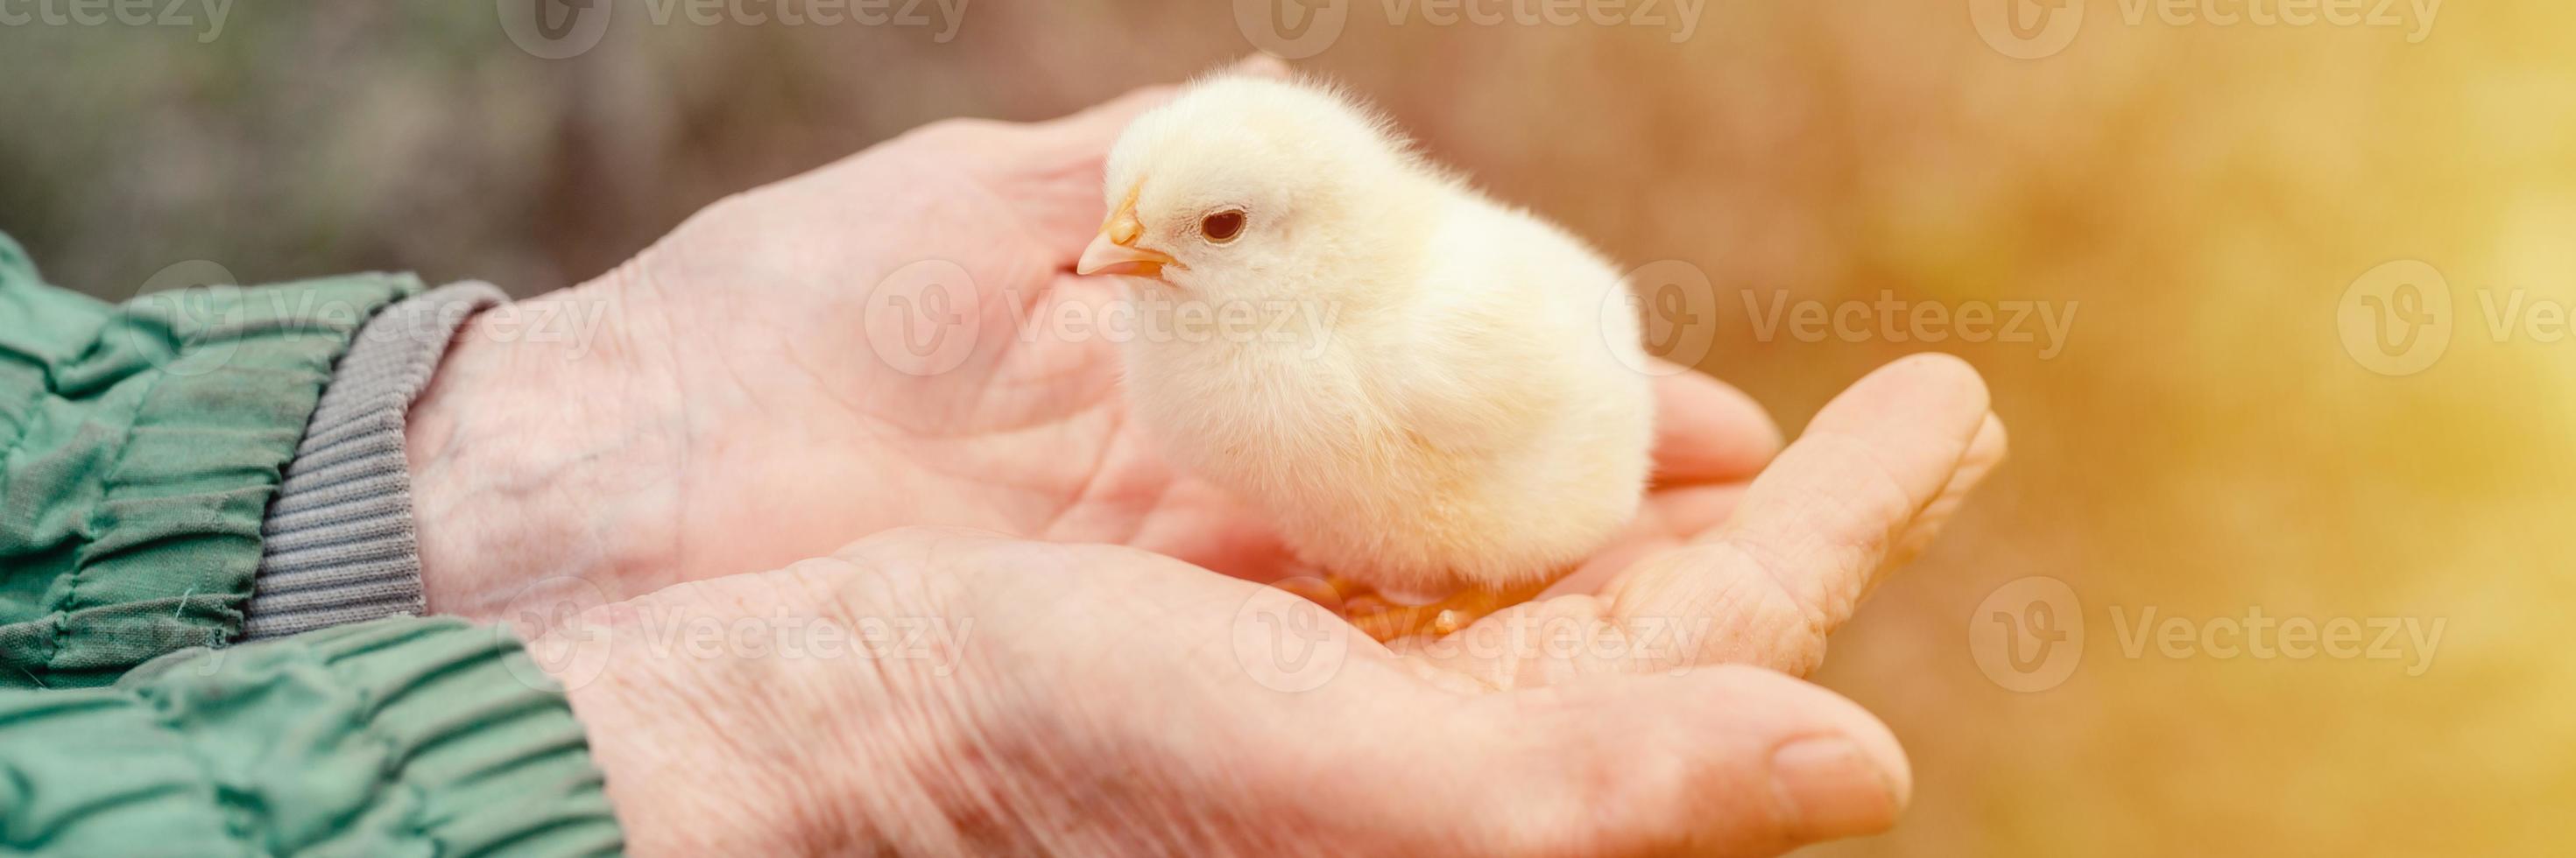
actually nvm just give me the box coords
[1087,76,1654,599]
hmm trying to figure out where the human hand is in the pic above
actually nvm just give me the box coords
[406,58,1323,615]
[393,55,1779,613]
[540,348,2000,856]
[402,57,2002,691]
[1400,352,2007,684]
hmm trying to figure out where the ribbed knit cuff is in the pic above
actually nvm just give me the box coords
[244,282,507,641]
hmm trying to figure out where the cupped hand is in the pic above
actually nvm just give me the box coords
[1406,353,2007,685]
[408,60,1313,614]
[401,56,1884,621]
[538,347,2002,857]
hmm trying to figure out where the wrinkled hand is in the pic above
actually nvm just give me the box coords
[406,55,2014,856]
[1443,352,2009,685]
[401,57,2000,641]
[408,60,1321,615]
[537,347,2003,856]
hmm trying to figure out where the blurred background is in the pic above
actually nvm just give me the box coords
[4,1,2571,854]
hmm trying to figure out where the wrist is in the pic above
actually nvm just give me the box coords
[406,278,689,622]
[247,281,505,641]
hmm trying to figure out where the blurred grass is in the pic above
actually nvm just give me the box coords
[5,2,2573,854]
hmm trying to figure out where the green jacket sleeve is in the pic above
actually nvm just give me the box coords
[0,616,624,856]
[0,232,416,688]
[0,235,626,854]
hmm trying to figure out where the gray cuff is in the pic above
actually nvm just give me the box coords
[243,281,508,641]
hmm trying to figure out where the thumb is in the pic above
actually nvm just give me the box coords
[1402,665,1911,855]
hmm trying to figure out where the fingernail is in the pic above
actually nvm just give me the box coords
[1769,736,1905,839]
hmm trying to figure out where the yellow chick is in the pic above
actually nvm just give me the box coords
[1076,74,1655,640]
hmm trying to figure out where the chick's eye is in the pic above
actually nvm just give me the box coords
[1199,210,1246,243]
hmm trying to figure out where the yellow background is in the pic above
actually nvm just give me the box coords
[4,2,2570,854]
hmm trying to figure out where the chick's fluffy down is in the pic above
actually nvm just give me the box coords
[1107,75,1655,594]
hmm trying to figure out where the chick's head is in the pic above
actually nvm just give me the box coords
[1080,75,1440,306]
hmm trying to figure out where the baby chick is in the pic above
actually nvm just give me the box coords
[1076,74,1655,640]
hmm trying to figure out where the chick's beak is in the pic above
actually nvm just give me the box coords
[1076,200,1178,279]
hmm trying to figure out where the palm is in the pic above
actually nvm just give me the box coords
[533,69,2010,856]
[621,102,1804,597]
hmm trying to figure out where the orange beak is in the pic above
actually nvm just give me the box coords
[1076,191,1180,280]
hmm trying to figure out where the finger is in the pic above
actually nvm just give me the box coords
[1880,411,2007,588]
[1649,360,1782,487]
[1543,482,1746,598]
[1344,665,1909,854]
[1610,354,2001,672]
[1643,481,1753,539]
